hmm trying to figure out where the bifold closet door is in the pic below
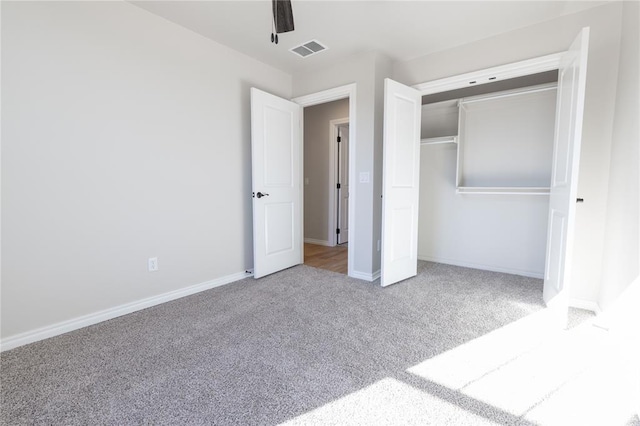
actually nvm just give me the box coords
[381,79,422,287]
[543,27,590,326]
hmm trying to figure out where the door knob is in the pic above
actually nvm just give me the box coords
[256,192,270,198]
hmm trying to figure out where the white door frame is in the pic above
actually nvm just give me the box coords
[329,118,349,246]
[293,84,357,278]
[412,52,563,95]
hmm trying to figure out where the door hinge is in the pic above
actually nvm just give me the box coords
[336,228,340,235]
[337,183,341,189]
[337,136,341,143]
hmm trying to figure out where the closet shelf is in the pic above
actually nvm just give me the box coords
[456,187,550,195]
[420,136,458,146]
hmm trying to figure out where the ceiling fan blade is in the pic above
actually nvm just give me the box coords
[272,0,295,34]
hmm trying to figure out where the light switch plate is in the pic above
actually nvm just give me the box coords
[148,257,158,272]
[359,172,370,183]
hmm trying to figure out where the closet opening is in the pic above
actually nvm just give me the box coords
[418,70,560,282]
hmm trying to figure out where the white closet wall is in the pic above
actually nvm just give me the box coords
[457,86,557,189]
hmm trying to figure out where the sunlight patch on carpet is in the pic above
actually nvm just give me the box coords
[280,378,495,425]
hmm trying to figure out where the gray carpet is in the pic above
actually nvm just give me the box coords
[1,262,547,425]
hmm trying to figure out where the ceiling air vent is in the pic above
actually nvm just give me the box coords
[290,40,328,58]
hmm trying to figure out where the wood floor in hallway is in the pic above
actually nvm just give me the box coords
[304,243,348,274]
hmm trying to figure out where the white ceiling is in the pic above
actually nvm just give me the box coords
[131,1,606,74]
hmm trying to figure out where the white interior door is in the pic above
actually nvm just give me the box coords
[251,88,303,279]
[381,78,422,287]
[337,124,349,244]
[543,28,590,323]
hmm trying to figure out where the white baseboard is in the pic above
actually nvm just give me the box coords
[418,254,544,279]
[569,298,601,313]
[350,269,380,282]
[304,238,332,247]
[372,269,381,280]
[0,270,252,352]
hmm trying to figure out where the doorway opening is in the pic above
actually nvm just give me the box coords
[250,83,356,279]
[302,99,349,274]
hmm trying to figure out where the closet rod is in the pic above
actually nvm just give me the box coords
[460,84,557,106]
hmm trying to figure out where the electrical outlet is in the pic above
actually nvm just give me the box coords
[148,257,158,272]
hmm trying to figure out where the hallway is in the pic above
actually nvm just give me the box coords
[304,243,348,274]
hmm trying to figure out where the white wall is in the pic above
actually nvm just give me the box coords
[394,2,624,304]
[303,99,349,244]
[418,145,550,278]
[293,52,378,278]
[599,1,640,311]
[372,54,394,275]
[293,52,392,278]
[1,2,291,340]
